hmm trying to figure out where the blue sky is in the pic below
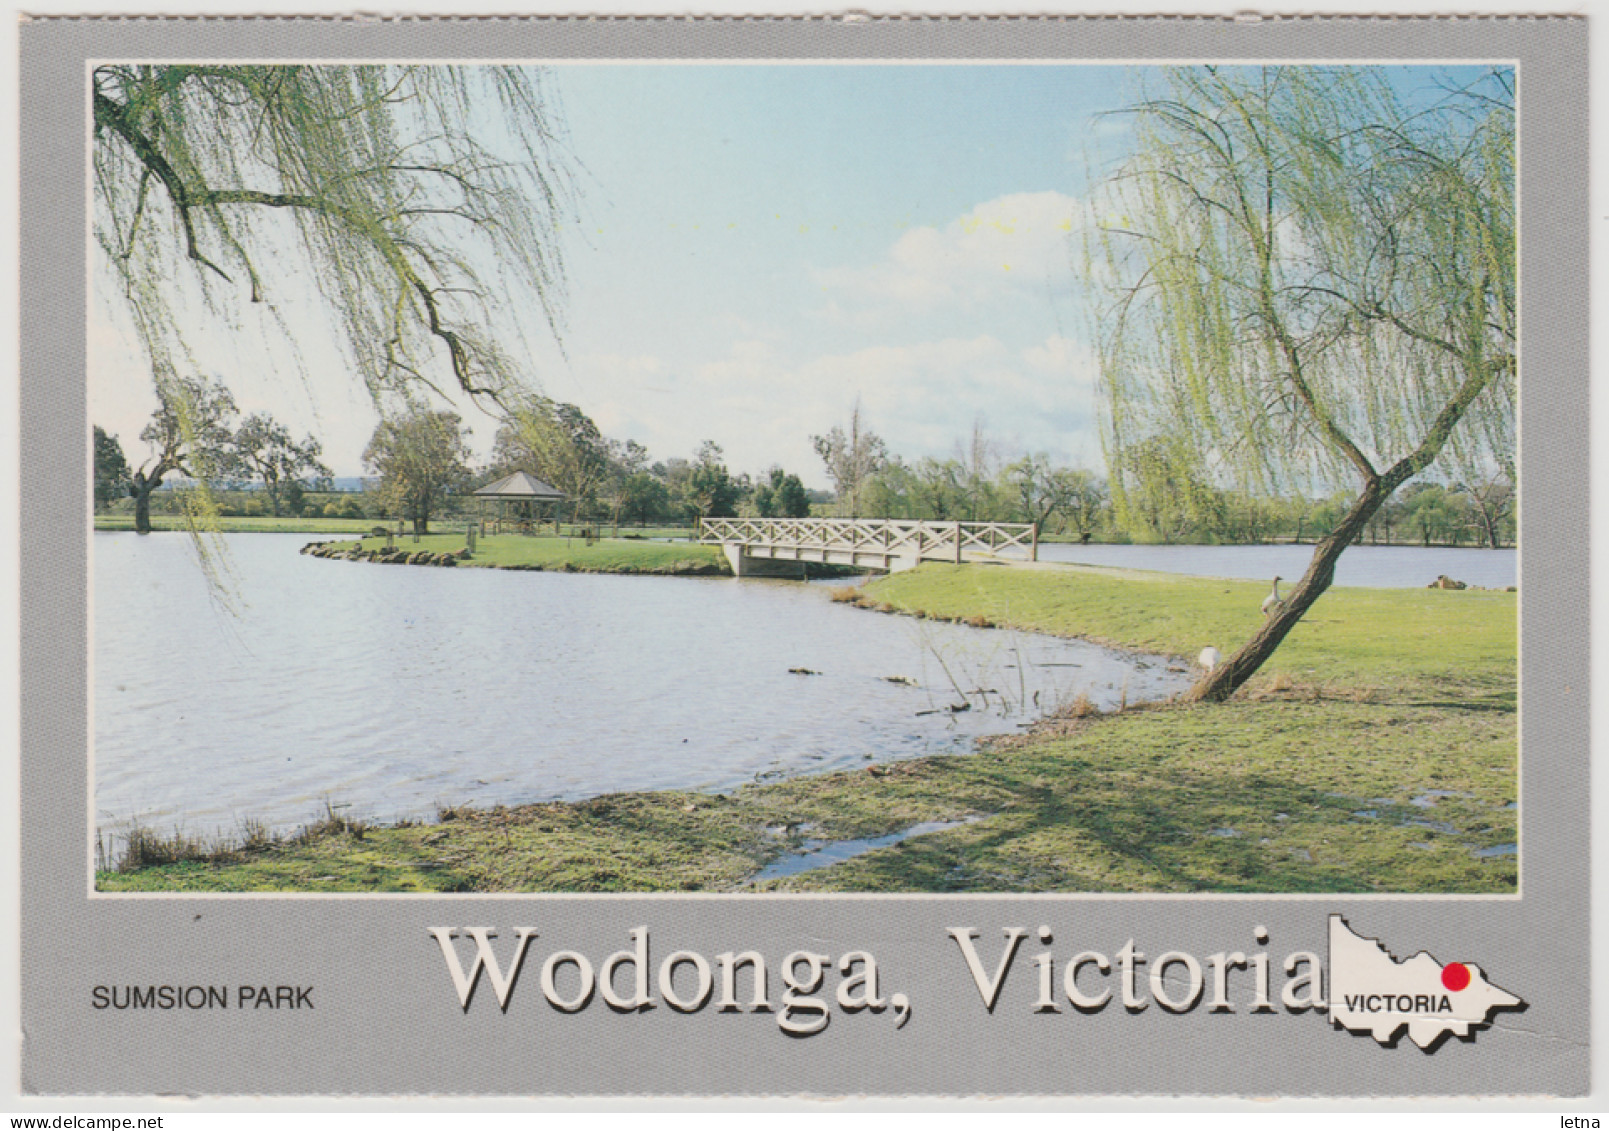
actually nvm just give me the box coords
[91,63,1500,486]
[530,64,1138,484]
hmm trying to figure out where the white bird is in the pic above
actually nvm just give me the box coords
[1198,646,1222,672]
[1261,575,1285,617]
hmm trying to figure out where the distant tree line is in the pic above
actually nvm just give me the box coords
[93,392,823,535]
[96,387,1513,549]
[1108,438,1514,549]
[809,408,1512,548]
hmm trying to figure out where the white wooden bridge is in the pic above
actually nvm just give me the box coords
[698,517,1038,576]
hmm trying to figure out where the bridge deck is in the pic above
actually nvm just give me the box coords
[698,517,1037,572]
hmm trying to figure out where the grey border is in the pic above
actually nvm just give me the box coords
[22,17,1587,1096]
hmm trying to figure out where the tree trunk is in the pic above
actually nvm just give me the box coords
[1191,482,1386,702]
[133,487,153,533]
[1476,503,1502,549]
[130,474,159,534]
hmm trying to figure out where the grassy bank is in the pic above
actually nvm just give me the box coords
[859,563,1514,692]
[98,561,1515,894]
[308,532,728,575]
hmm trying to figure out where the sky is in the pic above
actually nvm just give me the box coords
[89,63,1495,488]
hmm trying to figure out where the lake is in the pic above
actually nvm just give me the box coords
[94,533,1188,841]
[1033,542,1516,589]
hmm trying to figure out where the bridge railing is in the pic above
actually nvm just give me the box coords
[697,517,1038,562]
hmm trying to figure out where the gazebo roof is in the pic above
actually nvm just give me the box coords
[474,471,565,501]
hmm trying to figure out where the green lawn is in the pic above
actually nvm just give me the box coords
[863,562,1514,692]
[98,560,1516,895]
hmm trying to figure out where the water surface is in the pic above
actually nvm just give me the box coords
[95,533,1186,839]
[1032,542,1515,589]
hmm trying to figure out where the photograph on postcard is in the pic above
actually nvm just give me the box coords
[88,60,1517,897]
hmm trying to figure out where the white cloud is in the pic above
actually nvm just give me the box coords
[814,191,1085,322]
[791,335,1097,466]
[1023,334,1097,382]
[574,334,1103,486]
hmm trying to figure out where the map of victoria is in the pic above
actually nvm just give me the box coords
[1329,915,1523,1050]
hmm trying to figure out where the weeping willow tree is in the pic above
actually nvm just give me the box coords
[93,64,573,555]
[494,394,611,525]
[1090,66,1514,701]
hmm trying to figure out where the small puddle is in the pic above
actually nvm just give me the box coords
[1474,843,1517,859]
[1410,790,1470,808]
[751,817,979,882]
[1401,818,1458,834]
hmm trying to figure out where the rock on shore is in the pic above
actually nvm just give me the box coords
[302,542,462,567]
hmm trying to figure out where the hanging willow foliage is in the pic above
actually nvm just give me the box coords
[1088,66,1514,700]
[94,64,572,405]
[93,64,573,596]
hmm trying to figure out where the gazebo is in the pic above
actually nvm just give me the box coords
[473,471,566,534]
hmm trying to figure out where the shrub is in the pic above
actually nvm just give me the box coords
[236,817,278,853]
[117,823,218,871]
[298,800,366,842]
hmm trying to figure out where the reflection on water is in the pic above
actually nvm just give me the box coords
[95,534,1188,838]
[1033,542,1515,589]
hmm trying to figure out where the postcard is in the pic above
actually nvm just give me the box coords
[17,13,1588,1097]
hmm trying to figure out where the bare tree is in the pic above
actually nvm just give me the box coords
[812,400,888,518]
[1459,470,1516,550]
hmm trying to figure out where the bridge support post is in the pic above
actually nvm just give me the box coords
[721,542,748,577]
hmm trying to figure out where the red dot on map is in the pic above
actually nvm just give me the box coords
[1441,962,1471,991]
